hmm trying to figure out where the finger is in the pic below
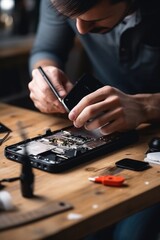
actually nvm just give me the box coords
[68,87,107,120]
[100,117,125,135]
[69,86,117,121]
[30,95,66,113]
[71,93,121,128]
[33,67,67,99]
[85,107,123,130]
[29,80,66,113]
[44,67,73,97]
[71,102,107,128]
[31,69,51,95]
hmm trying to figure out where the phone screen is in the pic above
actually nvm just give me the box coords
[115,158,150,171]
[62,73,104,111]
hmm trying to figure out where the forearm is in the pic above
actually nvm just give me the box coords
[133,93,160,123]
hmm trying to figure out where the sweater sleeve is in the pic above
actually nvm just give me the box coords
[29,0,75,73]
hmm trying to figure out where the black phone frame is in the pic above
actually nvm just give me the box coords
[4,125,139,173]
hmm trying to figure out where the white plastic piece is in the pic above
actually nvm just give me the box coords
[0,190,14,211]
[144,152,160,165]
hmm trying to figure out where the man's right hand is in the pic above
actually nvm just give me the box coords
[28,66,73,113]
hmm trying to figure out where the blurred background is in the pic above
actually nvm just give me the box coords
[0,0,40,110]
[0,0,86,111]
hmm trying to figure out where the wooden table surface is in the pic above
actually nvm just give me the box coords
[0,103,160,240]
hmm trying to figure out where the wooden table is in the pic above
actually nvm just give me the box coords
[0,103,160,240]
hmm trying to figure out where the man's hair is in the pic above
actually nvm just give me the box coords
[51,0,133,18]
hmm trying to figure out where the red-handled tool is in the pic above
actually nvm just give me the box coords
[88,175,125,187]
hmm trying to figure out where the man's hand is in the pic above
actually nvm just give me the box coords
[28,66,73,113]
[68,86,147,134]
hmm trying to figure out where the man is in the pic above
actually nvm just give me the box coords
[29,0,160,135]
[29,0,160,239]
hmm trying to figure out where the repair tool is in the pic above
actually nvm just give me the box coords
[0,177,20,183]
[88,175,125,187]
[17,122,35,198]
[0,122,11,146]
[38,66,64,105]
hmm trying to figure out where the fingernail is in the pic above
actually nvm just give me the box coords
[69,111,76,121]
[59,90,66,98]
[74,122,81,128]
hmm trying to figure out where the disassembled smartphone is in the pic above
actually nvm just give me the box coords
[5,126,139,173]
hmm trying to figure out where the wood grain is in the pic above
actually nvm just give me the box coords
[0,103,160,240]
